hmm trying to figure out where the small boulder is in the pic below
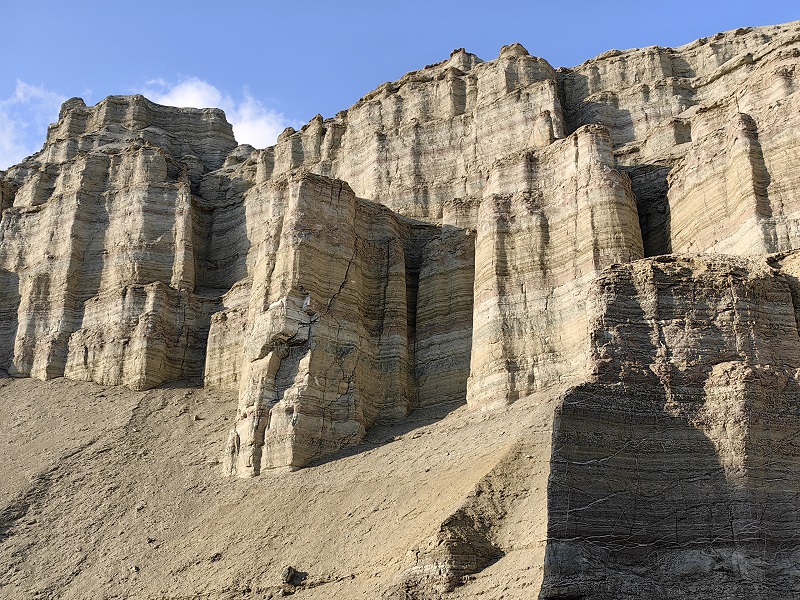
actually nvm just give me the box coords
[281,565,296,584]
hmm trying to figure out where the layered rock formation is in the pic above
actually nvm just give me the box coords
[467,125,642,408]
[559,23,800,257]
[2,20,800,599]
[0,96,235,386]
[216,172,473,473]
[542,255,800,598]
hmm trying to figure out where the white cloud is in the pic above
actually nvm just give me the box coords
[0,82,66,170]
[141,77,297,148]
[145,78,225,110]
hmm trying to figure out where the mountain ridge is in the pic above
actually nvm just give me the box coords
[2,20,800,598]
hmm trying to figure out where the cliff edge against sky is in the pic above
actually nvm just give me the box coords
[1,21,800,599]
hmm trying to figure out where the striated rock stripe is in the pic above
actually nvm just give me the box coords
[467,124,643,408]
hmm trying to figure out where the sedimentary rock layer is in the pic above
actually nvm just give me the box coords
[559,22,800,257]
[0,110,234,388]
[542,255,800,598]
[1,25,800,599]
[0,21,797,467]
[217,173,475,474]
[226,44,565,223]
[0,21,799,469]
[466,124,642,408]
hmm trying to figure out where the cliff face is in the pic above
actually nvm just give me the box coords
[2,20,800,599]
[559,24,800,257]
[543,256,800,598]
[215,173,473,473]
[0,96,235,386]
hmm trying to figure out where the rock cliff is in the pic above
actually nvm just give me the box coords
[2,20,800,599]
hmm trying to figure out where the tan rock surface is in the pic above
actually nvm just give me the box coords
[0,96,236,388]
[467,123,642,409]
[559,22,800,257]
[1,20,800,600]
[542,255,800,598]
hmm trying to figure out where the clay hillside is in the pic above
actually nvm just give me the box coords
[2,20,800,599]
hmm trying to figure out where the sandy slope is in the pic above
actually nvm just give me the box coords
[0,376,560,599]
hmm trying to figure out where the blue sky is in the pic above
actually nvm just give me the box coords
[1,0,797,169]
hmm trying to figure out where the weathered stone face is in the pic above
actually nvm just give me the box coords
[542,255,800,599]
[466,125,643,409]
[0,100,231,386]
[2,20,800,599]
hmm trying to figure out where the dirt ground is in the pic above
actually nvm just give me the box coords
[0,375,560,599]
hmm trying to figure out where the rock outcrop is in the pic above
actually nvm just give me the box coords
[2,20,800,599]
[467,124,641,408]
[218,172,472,474]
[559,23,800,257]
[0,96,235,386]
[542,255,800,598]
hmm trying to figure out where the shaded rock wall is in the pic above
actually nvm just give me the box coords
[542,255,800,598]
